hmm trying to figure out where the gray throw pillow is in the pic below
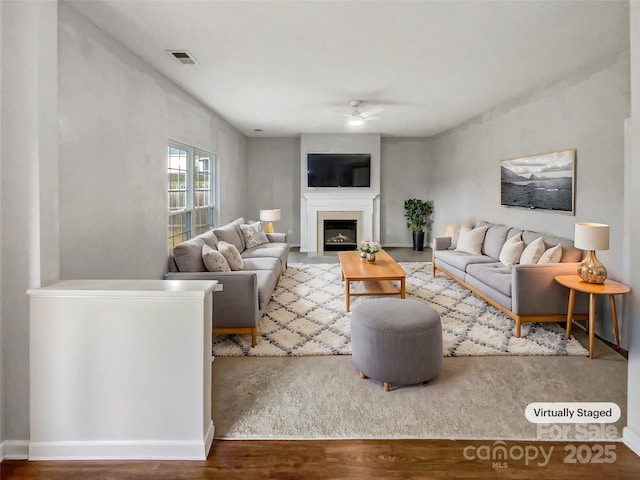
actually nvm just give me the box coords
[217,241,244,271]
[240,221,269,249]
[202,244,231,272]
[213,222,245,252]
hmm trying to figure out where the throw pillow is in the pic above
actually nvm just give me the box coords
[240,221,270,249]
[519,236,546,265]
[202,244,231,272]
[454,225,488,255]
[499,233,524,267]
[538,244,563,264]
[217,241,244,271]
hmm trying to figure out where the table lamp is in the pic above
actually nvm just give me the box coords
[259,209,281,234]
[574,222,609,284]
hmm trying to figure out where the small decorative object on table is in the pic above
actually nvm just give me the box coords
[358,241,381,263]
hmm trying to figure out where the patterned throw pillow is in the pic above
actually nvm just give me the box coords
[217,241,244,271]
[240,221,270,249]
[202,244,231,272]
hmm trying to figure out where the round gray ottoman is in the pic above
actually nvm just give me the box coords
[351,298,442,391]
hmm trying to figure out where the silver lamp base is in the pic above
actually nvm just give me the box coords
[577,250,607,284]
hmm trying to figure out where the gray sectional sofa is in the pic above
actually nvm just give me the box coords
[433,221,588,337]
[165,218,289,346]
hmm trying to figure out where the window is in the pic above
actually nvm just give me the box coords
[168,143,218,249]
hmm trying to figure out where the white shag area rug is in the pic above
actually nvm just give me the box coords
[212,262,588,357]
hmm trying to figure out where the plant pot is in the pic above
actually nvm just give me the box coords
[366,253,376,263]
[412,231,425,251]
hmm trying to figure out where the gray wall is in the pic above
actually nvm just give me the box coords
[0,1,249,452]
[1,0,59,450]
[428,50,630,345]
[247,137,300,244]
[59,4,248,280]
[380,137,431,246]
[624,0,640,457]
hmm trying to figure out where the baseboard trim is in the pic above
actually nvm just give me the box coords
[623,426,640,457]
[29,423,214,460]
[2,440,30,460]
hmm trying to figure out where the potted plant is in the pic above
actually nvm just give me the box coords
[404,198,433,251]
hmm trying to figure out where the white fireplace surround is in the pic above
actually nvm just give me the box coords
[302,192,379,252]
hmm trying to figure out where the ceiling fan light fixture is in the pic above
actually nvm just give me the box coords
[348,116,364,127]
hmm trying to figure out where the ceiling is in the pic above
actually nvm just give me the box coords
[66,0,629,138]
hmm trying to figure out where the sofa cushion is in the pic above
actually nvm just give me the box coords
[520,237,545,265]
[499,233,523,267]
[213,222,245,252]
[455,225,488,255]
[242,257,282,272]
[202,244,231,272]
[538,244,563,264]
[466,262,513,297]
[436,249,497,273]
[196,230,219,249]
[242,244,289,266]
[173,237,207,272]
[218,241,244,271]
[240,221,270,249]
[482,224,510,259]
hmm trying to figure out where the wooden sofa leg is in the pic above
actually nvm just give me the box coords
[515,317,521,338]
[251,327,257,347]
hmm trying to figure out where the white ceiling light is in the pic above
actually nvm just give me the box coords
[345,100,382,127]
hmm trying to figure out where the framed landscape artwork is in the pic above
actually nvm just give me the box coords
[500,149,576,214]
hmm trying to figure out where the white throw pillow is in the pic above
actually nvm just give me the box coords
[454,226,488,255]
[538,244,563,264]
[240,221,270,249]
[519,237,546,265]
[499,233,524,267]
[217,241,244,271]
[202,244,231,272]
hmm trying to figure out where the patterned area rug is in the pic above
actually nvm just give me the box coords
[212,262,588,357]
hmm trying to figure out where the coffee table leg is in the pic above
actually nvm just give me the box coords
[400,278,406,299]
[346,280,351,312]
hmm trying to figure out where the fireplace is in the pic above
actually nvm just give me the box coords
[323,220,357,251]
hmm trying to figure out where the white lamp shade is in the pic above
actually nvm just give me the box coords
[574,222,609,251]
[259,209,281,222]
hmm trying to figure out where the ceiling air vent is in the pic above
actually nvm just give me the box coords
[167,50,198,65]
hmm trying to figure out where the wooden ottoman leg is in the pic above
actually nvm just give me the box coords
[360,372,367,379]
[384,382,391,392]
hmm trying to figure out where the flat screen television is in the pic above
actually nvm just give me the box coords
[307,153,371,188]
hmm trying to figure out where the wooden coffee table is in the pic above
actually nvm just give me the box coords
[338,250,406,312]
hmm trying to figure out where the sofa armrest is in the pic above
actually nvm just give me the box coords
[267,232,287,243]
[164,271,259,328]
[433,236,452,251]
[512,263,588,316]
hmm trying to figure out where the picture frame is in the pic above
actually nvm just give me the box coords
[500,149,576,214]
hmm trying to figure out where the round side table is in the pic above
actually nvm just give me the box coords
[555,275,630,359]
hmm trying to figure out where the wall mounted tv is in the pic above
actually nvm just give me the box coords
[307,153,371,188]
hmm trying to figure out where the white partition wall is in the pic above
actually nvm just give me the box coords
[28,280,218,460]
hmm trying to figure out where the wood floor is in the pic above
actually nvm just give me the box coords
[2,439,639,479]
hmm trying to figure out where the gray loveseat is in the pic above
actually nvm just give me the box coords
[432,221,588,337]
[165,218,289,346]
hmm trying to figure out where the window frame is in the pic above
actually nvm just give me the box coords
[167,141,219,249]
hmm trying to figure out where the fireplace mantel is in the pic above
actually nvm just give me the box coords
[301,192,379,252]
